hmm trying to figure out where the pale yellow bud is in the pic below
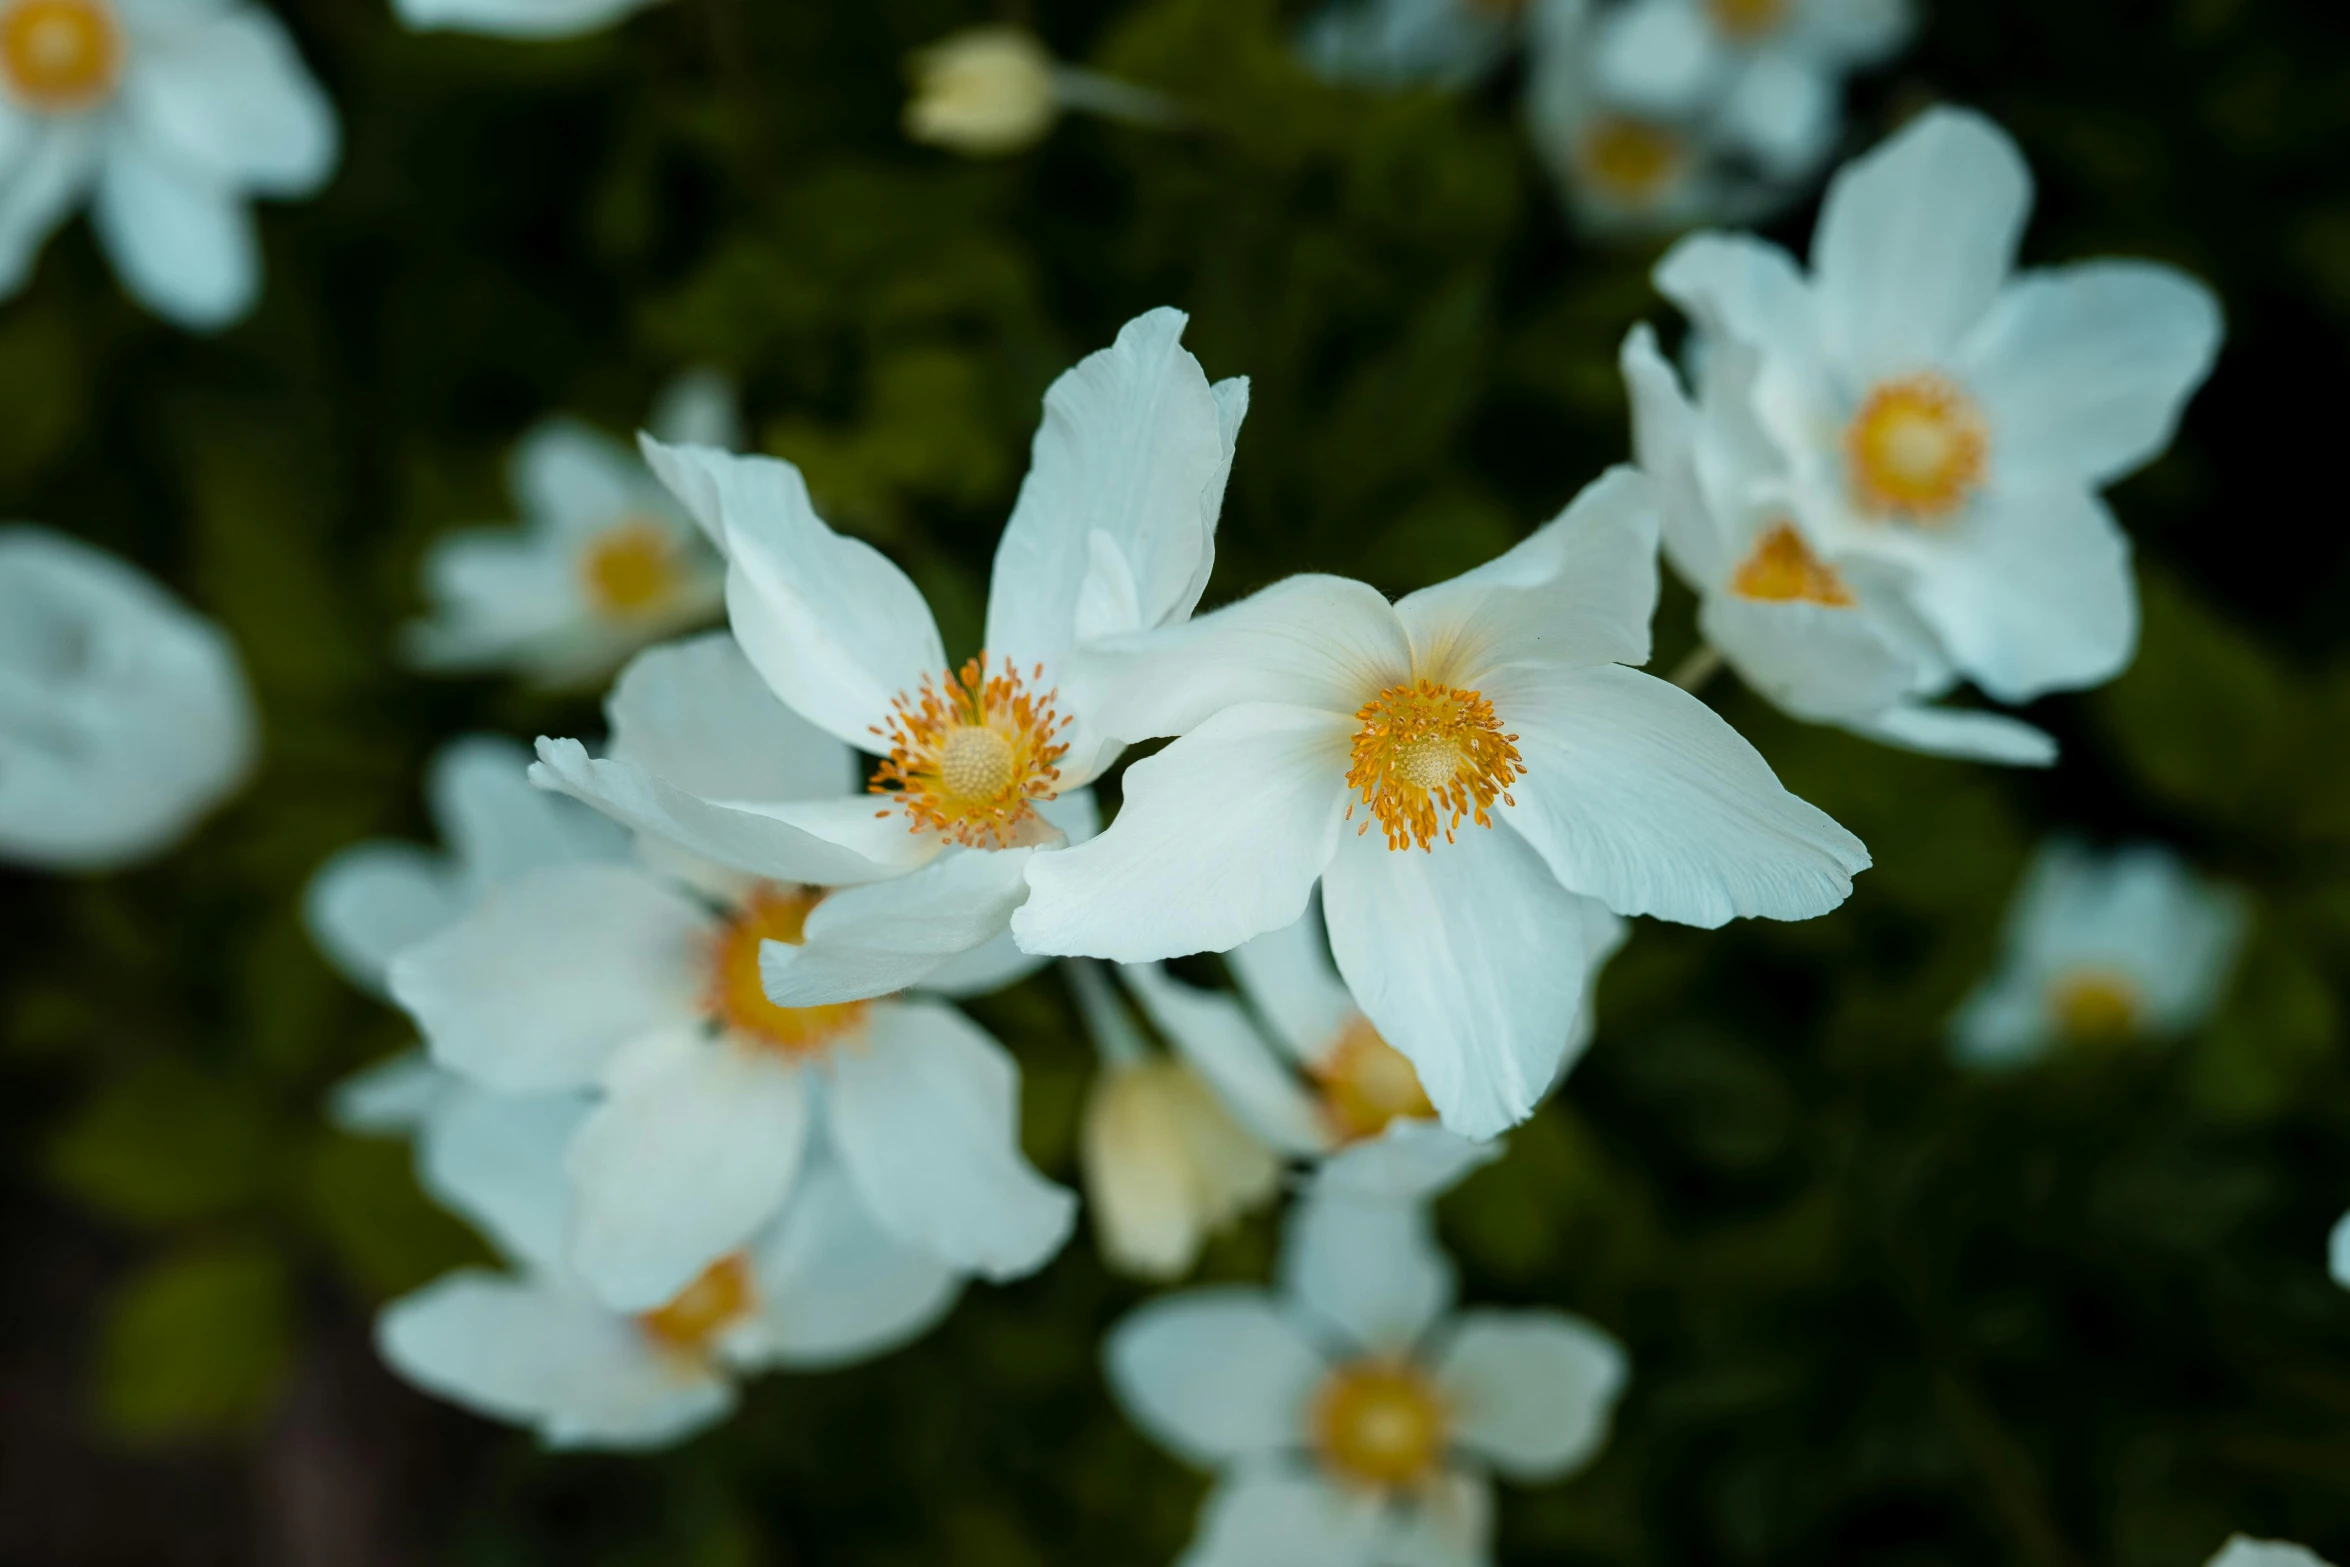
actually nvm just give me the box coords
[904,25,1060,157]
[1080,1058,1280,1280]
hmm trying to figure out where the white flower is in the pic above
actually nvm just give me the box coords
[1621,323,2056,764]
[903,25,1179,158]
[378,1087,961,1450]
[1295,0,1521,92]
[1068,958,1282,1280]
[403,374,734,687]
[1951,840,2246,1069]
[2330,1212,2349,1293]
[2206,1540,2338,1567]
[1591,0,1911,180]
[0,526,254,869]
[1106,1185,1627,1567]
[0,0,334,326]
[1653,107,2224,702]
[1014,468,1867,1138]
[391,0,656,40]
[534,307,1247,1010]
[395,631,1075,1311]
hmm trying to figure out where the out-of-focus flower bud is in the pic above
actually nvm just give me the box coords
[904,26,1060,156]
[1081,1057,1280,1281]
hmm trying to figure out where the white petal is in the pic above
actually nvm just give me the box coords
[92,140,256,330]
[1813,107,2031,382]
[433,732,632,883]
[1382,1470,1493,1567]
[639,440,944,749]
[120,6,337,194]
[326,1049,454,1136]
[1859,703,2057,767]
[648,367,742,451]
[1281,1189,1455,1355]
[1227,901,1357,1068]
[565,1042,811,1312]
[304,842,462,995]
[1958,261,2224,487]
[1716,50,1836,178]
[1177,1470,1382,1567]
[826,999,1076,1278]
[2206,1541,2339,1567]
[377,1271,731,1450]
[0,120,99,297]
[1495,663,1868,927]
[512,419,663,534]
[393,0,653,37]
[1103,1290,1326,1465]
[1622,324,1734,591]
[746,1154,962,1368]
[2330,1213,2350,1292]
[1120,963,1330,1157]
[389,862,711,1093]
[604,631,859,803]
[416,1085,591,1274]
[760,847,1035,1006]
[1012,704,1355,960]
[1436,1309,1629,1480]
[1068,575,1409,742]
[1947,967,2052,1069]
[1591,0,1719,113]
[1652,231,1823,388]
[917,927,1050,998]
[1322,821,1601,1139]
[1699,591,1922,725]
[1298,0,1512,91]
[1313,1121,1501,1203]
[399,530,585,675]
[1394,467,1659,688]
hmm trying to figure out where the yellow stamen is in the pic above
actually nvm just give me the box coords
[1846,375,1989,523]
[706,885,870,1055]
[1730,522,1856,607]
[2046,967,2144,1047]
[869,655,1071,849]
[636,1254,756,1354]
[1314,1360,1450,1490]
[1708,0,1790,41]
[1576,114,1688,206]
[1315,1017,1437,1144]
[579,518,683,620]
[1345,680,1525,853]
[0,0,119,113]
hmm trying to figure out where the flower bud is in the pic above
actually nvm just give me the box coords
[1081,1058,1279,1280]
[904,26,1059,156]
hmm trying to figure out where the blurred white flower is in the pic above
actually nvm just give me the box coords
[1296,0,1522,92]
[1106,1182,1627,1567]
[1015,468,1867,1138]
[549,308,1246,1010]
[0,0,335,326]
[1951,840,2247,1069]
[1655,107,2224,702]
[396,632,1074,1312]
[403,372,736,688]
[2330,1213,2349,1293]
[390,0,656,41]
[378,1088,961,1450]
[0,526,253,869]
[2207,1540,2337,1567]
[904,25,1181,158]
[1621,323,2056,765]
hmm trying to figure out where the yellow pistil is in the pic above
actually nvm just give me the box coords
[1730,521,1856,607]
[1345,680,1525,853]
[2046,966,2145,1047]
[1708,0,1791,42]
[1845,374,1989,523]
[1314,1016,1437,1144]
[1313,1360,1450,1491]
[636,1253,756,1355]
[869,655,1071,849]
[706,885,870,1055]
[0,0,119,113]
[579,518,683,621]
[1575,114,1689,206]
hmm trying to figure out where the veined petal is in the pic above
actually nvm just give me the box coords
[1495,663,1868,927]
[1281,1189,1455,1356]
[415,1085,591,1275]
[826,999,1076,1279]
[761,847,1036,1006]
[639,440,945,749]
[745,1154,962,1369]
[1436,1309,1629,1481]
[1227,902,1356,1068]
[1120,963,1331,1157]
[1013,704,1355,961]
[1177,1470,1382,1567]
[605,631,859,804]
[1103,1290,1326,1466]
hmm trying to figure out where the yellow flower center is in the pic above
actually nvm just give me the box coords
[705,885,870,1055]
[2046,966,2145,1047]
[1845,375,1989,523]
[1315,1016,1437,1144]
[636,1253,756,1355]
[869,655,1071,849]
[579,518,683,621]
[1313,1360,1450,1490]
[0,0,119,113]
[1345,680,1525,853]
[1575,114,1689,206]
[1729,521,1856,607]
[1707,0,1790,41]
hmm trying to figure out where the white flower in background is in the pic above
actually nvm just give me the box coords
[0,0,335,327]
[904,25,1180,159]
[1107,1180,1627,1567]
[1015,468,1867,1138]
[403,370,737,688]
[2329,1213,2349,1292]
[1068,958,1282,1281]
[1591,0,1911,180]
[390,0,656,41]
[0,526,254,870]
[397,631,1074,1312]
[1621,324,2055,765]
[1951,840,2246,1069]
[1295,0,1523,92]
[1655,108,2224,702]
[379,1088,961,1450]
[538,308,1247,1011]
[2206,1540,2337,1567]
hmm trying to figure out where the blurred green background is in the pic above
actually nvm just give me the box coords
[6,0,2350,1561]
